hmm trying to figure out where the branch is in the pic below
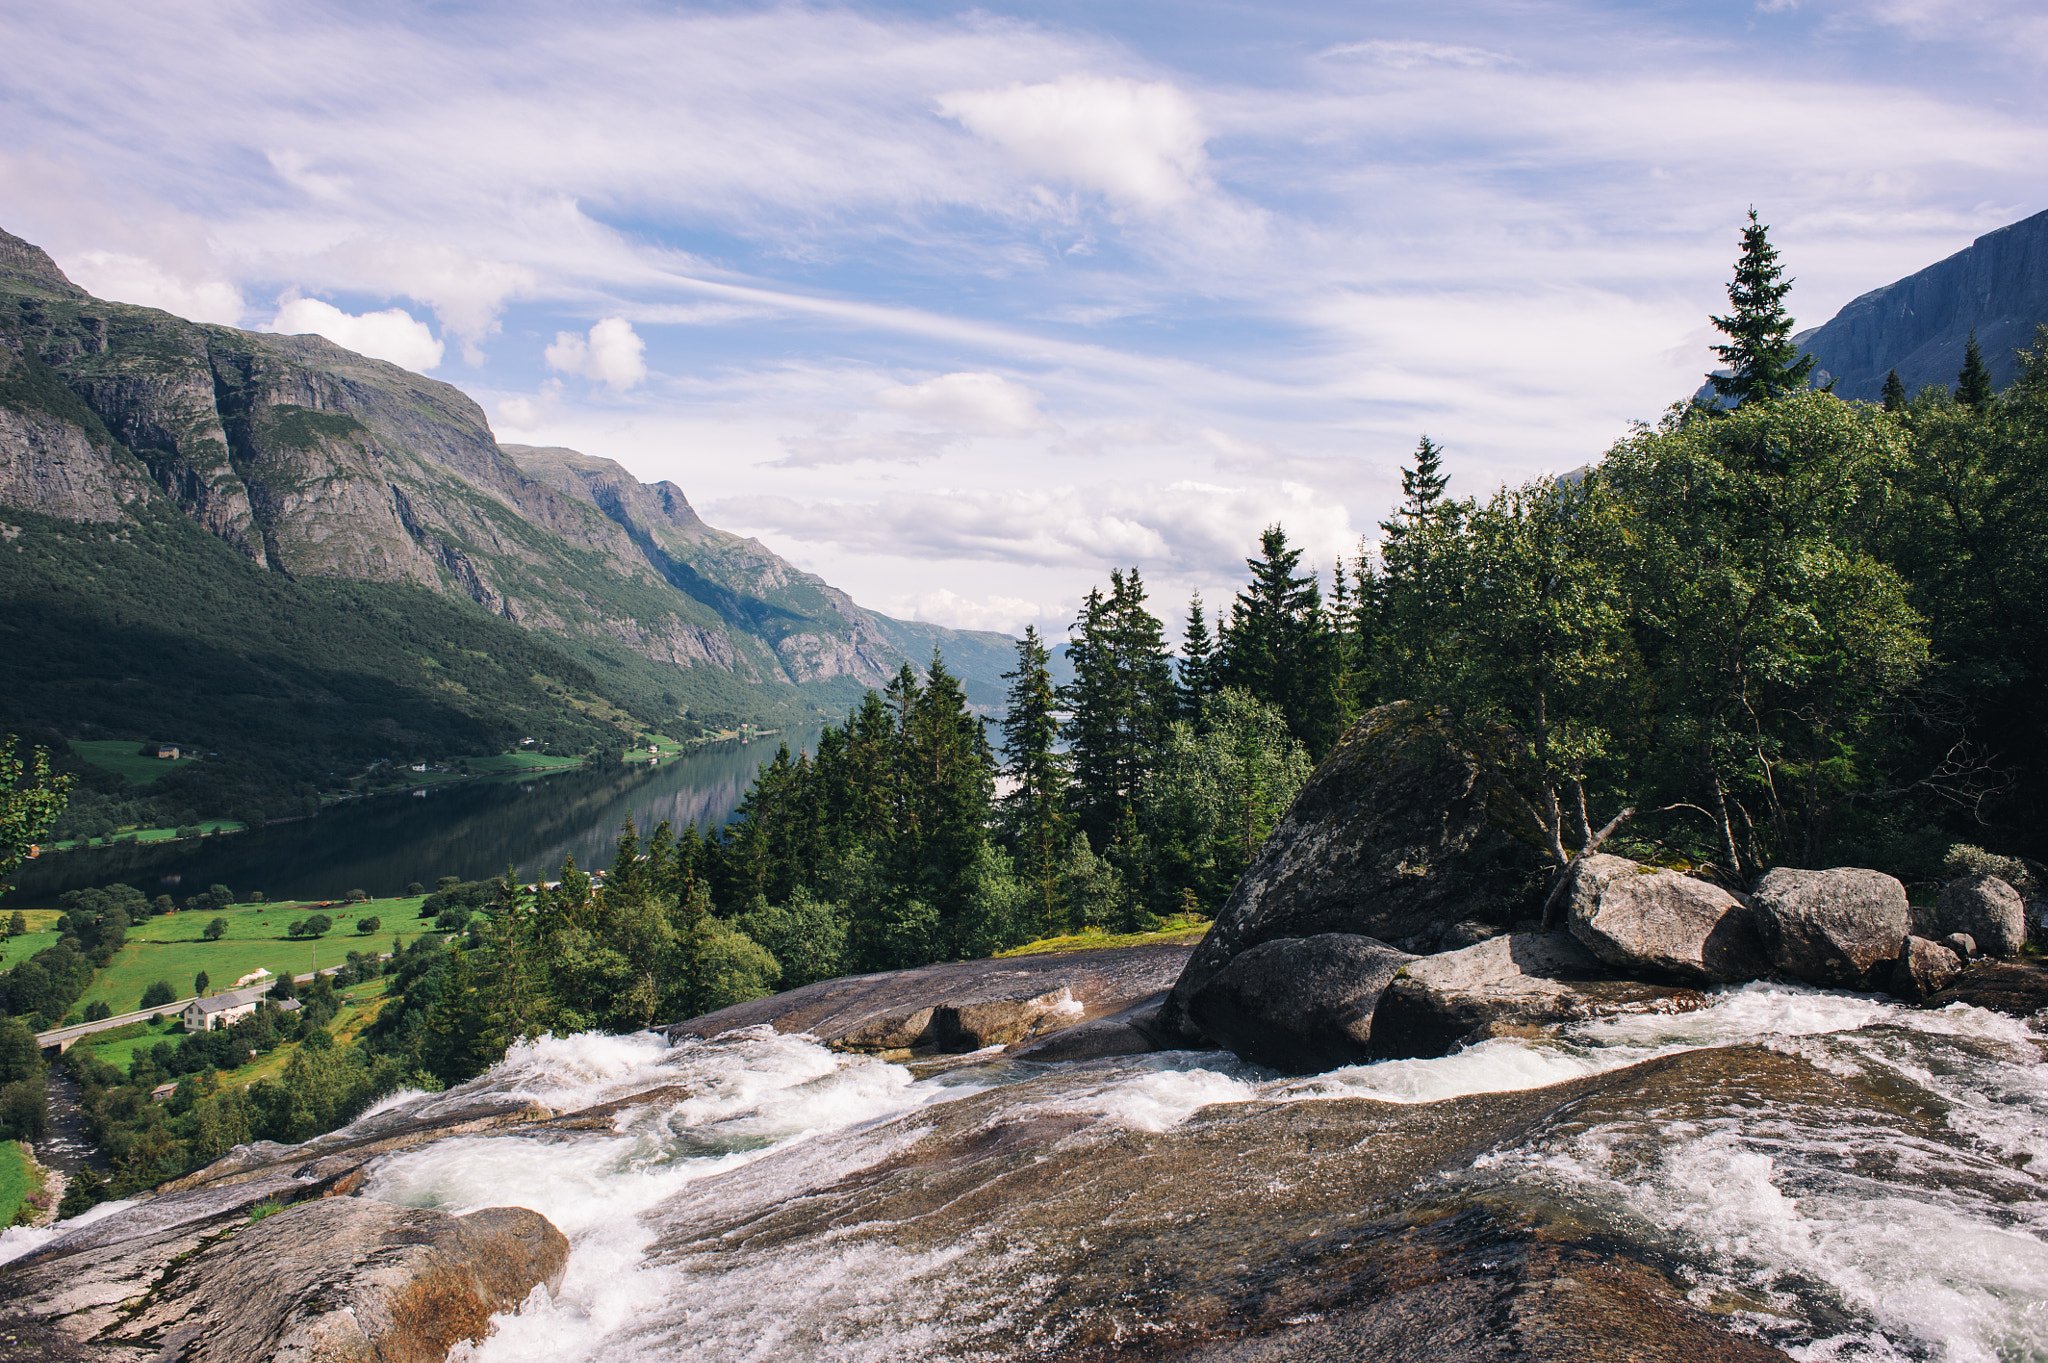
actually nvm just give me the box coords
[1540,804,1636,930]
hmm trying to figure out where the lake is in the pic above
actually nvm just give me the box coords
[3,730,819,909]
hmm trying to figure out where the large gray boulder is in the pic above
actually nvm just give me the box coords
[1890,935,1965,1002]
[1750,866,1910,990]
[1566,855,1767,985]
[1368,932,1709,1060]
[1938,875,2027,957]
[1184,934,1417,1073]
[1160,703,1545,1043]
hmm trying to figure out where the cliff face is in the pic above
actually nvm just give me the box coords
[0,227,1014,718]
[1795,207,2048,401]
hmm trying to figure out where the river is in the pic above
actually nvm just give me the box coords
[3,730,819,909]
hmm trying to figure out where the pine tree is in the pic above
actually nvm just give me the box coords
[1062,571,1174,846]
[999,627,1068,935]
[1957,331,1994,411]
[1380,437,1450,550]
[1218,527,1350,758]
[1882,368,1908,413]
[1708,208,1816,406]
[1176,594,1215,720]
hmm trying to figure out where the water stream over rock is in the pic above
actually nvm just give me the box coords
[319,982,2048,1361]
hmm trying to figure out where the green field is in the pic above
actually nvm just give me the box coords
[75,977,395,1087]
[76,897,425,1015]
[996,919,1213,957]
[468,751,585,773]
[2,930,58,969]
[0,1141,30,1227]
[46,818,244,852]
[68,739,178,787]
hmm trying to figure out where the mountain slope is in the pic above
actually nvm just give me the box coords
[0,227,1017,754]
[1794,207,2048,401]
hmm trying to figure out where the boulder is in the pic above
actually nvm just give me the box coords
[1890,936,1965,1002]
[1010,995,1170,1063]
[1749,866,1910,990]
[1926,957,2048,1016]
[1184,934,1417,1073]
[1942,932,1977,960]
[1160,703,1545,1043]
[1,1197,565,1363]
[1937,875,2026,957]
[1566,855,1767,985]
[1369,933,1709,1060]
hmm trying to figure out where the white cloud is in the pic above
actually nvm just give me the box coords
[937,75,1212,209]
[769,430,955,468]
[267,296,444,371]
[545,317,647,390]
[61,250,246,324]
[874,371,1052,435]
[1321,40,1508,68]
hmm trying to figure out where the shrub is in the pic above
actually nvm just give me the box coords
[356,916,381,935]
[405,882,423,896]
[202,917,228,941]
[174,825,201,840]
[83,1000,112,1022]
[138,980,177,1010]
[1945,845,2037,893]
[288,914,333,938]
[345,889,369,904]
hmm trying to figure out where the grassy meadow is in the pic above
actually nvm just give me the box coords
[0,1141,30,1226]
[996,918,1212,957]
[67,739,175,787]
[73,975,396,1089]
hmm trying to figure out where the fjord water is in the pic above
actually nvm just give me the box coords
[4,730,820,909]
[348,984,2048,1362]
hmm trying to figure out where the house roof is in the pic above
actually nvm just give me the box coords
[184,984,283,1015]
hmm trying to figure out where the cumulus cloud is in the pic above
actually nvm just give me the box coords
[62,251,246,325]
[937,75,1212,209]
[545,317,648,390]
[267,296,444,371]
[874,371,1052,435]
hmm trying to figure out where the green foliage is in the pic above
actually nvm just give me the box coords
[202,917,227,941]
[735,891,847,991]
[998,627,1069,940]
[138,979,176,1010]
[1956,331,1994,411]
[1062,572,1175,847]
[1217,526,1349,759]
[286,914,332,939]
[356,916,381,935]
[1708,208,1817,405]
[1,734,72,896]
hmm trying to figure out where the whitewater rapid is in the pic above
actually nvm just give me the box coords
[180,984,2048,1359]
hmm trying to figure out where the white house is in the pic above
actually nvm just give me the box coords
[180,984,301,1032]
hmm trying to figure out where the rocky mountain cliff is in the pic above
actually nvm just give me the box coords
[1794,206,2048,401]
[0,227,1015,733]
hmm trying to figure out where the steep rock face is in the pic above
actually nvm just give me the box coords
[1793,207,2048,401]
[1159,703,1545,1044]
[0,225,1019,715]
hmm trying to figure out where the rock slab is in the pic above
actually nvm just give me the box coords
[1184,934,1417,1073]
[1160,703,1544,1043]
[1370,932,1709,1060]
[1750,866,1910,990]
[1567,855,1766,985]
[1938,875,2026,958]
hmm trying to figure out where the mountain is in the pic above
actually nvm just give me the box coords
[0,227,1017,815]
[1793,207,2048,401]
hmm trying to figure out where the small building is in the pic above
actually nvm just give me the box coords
[180,984,300,1033]
[156,744,183,760]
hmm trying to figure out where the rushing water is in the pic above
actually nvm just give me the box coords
[3,730,820,909]
[311,983,2048,1362]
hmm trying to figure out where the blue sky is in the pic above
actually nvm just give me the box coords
[5,0,2044,637]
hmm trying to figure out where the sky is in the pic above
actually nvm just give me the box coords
[4,0,2045,641]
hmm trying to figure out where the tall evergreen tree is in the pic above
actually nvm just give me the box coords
[998,627,1068,936]
[1957,331,1994,411]
[1176,594,1216,720]
[1882,368,1908,413]
[1708,208,1816,406]
[1218,527,1349,758]
[1062,571,1175,846]
[1380,437,1451,551]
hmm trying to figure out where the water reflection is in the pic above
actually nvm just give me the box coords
[4,729,821,908]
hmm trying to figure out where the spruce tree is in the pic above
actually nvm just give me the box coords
[1176,594,1215,720]
[1218,526,1349,759]
[1882,368,1908,413]
[1708,208,1816,405]
[1957,331,1994,410]
[999,627,1068,935]
[1380,437,1450,550]
[1061,571,1174,847]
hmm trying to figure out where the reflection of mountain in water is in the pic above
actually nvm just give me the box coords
[5,730,819,909]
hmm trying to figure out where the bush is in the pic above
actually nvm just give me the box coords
[83,1000,112,1022]
[355,916,381,935]
[405,882,423,896]
[57,1165,105,1218]
[1945,844,2037,894]
[174,825,201,840]
[202,917,228,941]
[433,907,473,932]
[287,914,333,939]
[206,885,233,911]
[345,889,369,903]
[138,980,177,1010]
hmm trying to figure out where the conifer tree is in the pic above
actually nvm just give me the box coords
[1062,571,1174,846]
[1708,208,1816,405]
[1957,331,1994,411]
[1380,437,1451,550]
[1882,368,1908,412]
[1218,527,1349,758]
[999,627,1068,935]
[1176,594,1215,720]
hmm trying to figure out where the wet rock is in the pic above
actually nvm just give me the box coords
[1750,866,1910,989]
[1010,995,1170,1063]
[1566,854,1767,985]
[1890,936,1965,1002]
[1937,875,2027,957]
[1184,934,1417,1073]
[1440,920,1505,949]
[1368,932,1708,1060]
[1160,703,1546,1043]
[1942,932,1978,959]
[2,1196,565,1363]
[667,944,1192,1056]
[1925,957,2048,1016]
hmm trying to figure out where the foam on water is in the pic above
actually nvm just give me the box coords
[344,983,2045,1362]
[0,1196,137,1266]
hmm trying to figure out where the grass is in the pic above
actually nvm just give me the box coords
[68,739,177,787]
[72,1016,184,1071]
[468,751,584,773]
[45,818,245,852]
[76,897,424,1016]
[995,918,1213,958]
[77,975,394,1089]
[2,930,58,969]
[0,1141,27,1227]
